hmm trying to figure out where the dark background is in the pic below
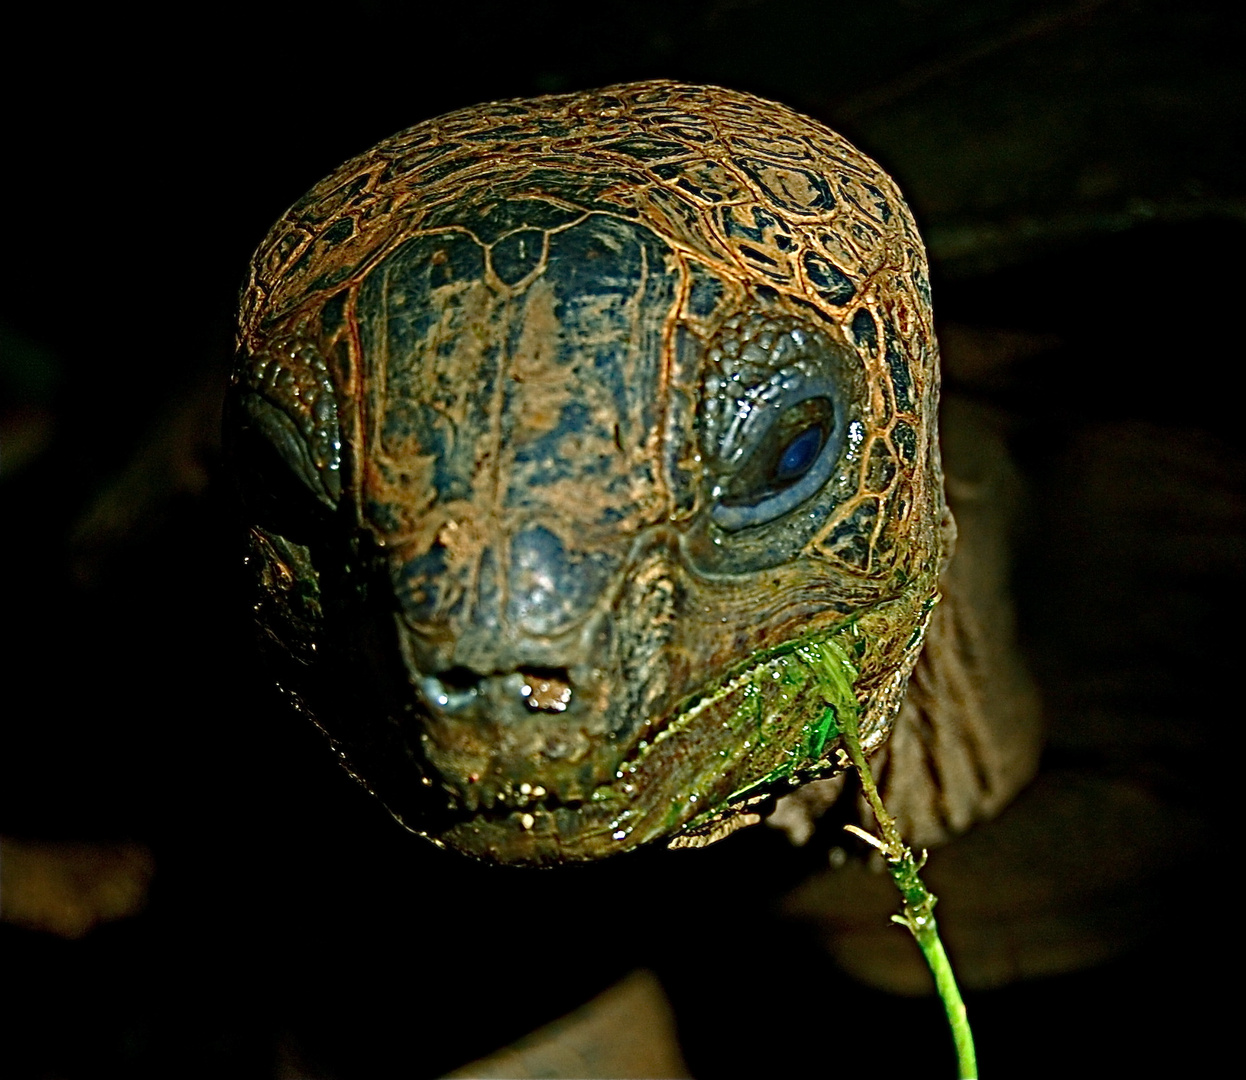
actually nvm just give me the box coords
[3,1,1242,1076]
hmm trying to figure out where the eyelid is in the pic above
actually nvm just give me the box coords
[718,375,839,468]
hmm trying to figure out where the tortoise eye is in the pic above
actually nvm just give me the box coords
[712,394,841,530]
[228,390,340,543]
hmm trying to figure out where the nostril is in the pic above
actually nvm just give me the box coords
[440,667,485,693]
[517,667,574,713]
[421,666,484,710]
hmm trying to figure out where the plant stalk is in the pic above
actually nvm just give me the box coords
[840,698,978,1079]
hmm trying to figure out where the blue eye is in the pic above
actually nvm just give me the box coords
[712,393,842,531]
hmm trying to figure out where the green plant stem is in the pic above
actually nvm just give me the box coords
[840,700,978,1079]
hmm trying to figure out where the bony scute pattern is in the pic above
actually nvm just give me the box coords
[230,81,948,864]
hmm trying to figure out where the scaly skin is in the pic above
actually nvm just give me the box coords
[229,81,948,864]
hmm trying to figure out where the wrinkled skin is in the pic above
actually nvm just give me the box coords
[228,81,947,864]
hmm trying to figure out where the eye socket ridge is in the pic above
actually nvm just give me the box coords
[710,383,844,531]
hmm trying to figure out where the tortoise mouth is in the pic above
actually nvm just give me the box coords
[415,724,664,863]
[415,711,741,865]
[383,583,935,864]
[403,620,882,864]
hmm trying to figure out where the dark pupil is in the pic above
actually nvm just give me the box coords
[775,424,824,482]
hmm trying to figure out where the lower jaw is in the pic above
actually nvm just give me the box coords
[431,800,645,865]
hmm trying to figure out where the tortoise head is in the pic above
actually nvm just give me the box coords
[228,81,948,864]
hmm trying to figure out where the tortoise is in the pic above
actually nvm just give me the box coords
[228,80,1039,866]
